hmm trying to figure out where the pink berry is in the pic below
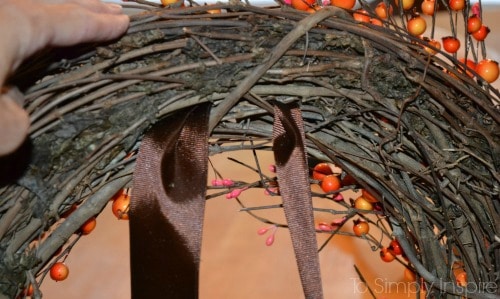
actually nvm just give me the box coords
[265,234,275,246]
[333,193,344,202]
[211,179,223,186]
[318,222,333,232]
[331,217,347,226]
[222,179,234,187]
[257,227,270,235]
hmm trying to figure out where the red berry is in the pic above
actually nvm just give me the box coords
[50,262,69,282]
[388,239,403,255]
[442,36,460,53]
[467,15,482,34]
[476,59,500,83]
[361,189,378,203]
[61,204,77,218]
[320,175,341,193]
[472,25,490,41]
[312,162,333,181]
[341,174,357,186]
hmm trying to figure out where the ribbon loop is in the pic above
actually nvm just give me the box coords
[273,101,324,299]
[130,103,211,298]
[130,101,323,298]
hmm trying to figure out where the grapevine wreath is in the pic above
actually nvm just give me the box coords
[0,0,499,298]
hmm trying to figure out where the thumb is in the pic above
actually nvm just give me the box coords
[0,92,29,156]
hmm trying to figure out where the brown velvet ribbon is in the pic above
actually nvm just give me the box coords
[129,101,323,298]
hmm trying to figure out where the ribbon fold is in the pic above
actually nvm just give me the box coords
[273,101,324,299]
[130,101,323,298]
[130,103,211,298]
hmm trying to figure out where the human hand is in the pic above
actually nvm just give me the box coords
[0,0,130,155]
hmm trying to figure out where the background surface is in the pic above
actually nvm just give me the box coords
[40,2,499,298]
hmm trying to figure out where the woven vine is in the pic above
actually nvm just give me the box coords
[0,2,499,298]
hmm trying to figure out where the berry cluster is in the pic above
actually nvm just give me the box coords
[282,0,499,84]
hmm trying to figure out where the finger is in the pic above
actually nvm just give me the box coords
[0,95,30,156]
[49,0,125,14]
[46,6,130,46]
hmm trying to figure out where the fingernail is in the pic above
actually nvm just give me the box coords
[106,3,124,13]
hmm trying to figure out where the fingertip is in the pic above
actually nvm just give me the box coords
[0,96,30,156]
[110,14,131,38]
[105,3,125,14]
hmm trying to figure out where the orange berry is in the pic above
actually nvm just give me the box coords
[353,219,369,236]
[375,2,392,19]
[442,36,460,53]
[396,0,415,10]
[404,268,417,281]
[80,217,97,235]
[112,192,130,220]
[370,18,383,26]
[423,38,441,55]
[161,0,184,6]
[20,284,34,297]
[407,15,426,36]
[380,247,396,262]
[306,6,320,13]
[354,196,373,211]
[467,15,482,34]
[476,59,499,83]
[458,58,476,78]
[321,175,341,193]
[353,9,370,23]
[421,0,436,15]
[452,261,467,286]
[291,0,315,11]
[449,0,465,11]
[330,0,356,9]
[207,8,222,14]
[50,262,69,282]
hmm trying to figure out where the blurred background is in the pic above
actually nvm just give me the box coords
[40,1,499,298]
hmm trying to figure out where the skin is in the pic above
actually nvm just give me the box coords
[0,0,129,155]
